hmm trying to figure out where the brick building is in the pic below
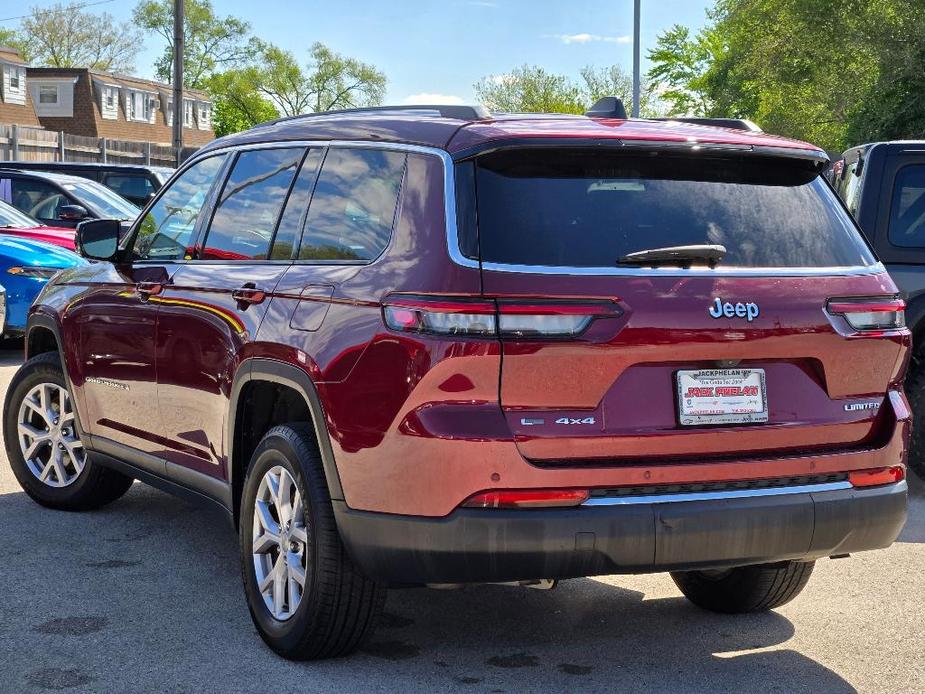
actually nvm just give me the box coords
[25,67,214,146]
[0,47,41,127]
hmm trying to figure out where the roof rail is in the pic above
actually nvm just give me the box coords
[653,117,763,133]
[585,97,628,120]
[263,104,491,127]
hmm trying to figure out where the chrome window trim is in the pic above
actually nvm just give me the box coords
[186,139,882,277]
[581,479,862,506]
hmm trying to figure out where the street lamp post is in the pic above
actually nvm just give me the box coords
[632,0,641,118]
[172,0,184,166]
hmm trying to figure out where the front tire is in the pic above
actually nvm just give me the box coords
[670,560,815,613]
[3,352,133,510]
[239,424,385,660]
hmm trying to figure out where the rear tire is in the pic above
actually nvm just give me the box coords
[904,358,925,479]
[239,423,385,660]
[670,560,815,613]
[3,351,133,510]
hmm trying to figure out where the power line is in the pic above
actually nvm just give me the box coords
[0,0,117,23]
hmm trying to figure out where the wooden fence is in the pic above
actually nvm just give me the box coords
[0,124,198,167]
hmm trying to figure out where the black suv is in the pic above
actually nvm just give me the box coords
[832,141,925,473]
[0,162,172,207]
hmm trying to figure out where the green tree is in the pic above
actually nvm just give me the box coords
[579,64,664,117]
[204,69,279,137]
[133,0,254,87]
[17,3,142,71]
[255,41,387,116]
[474,65,585,113]
[646,0,925,151]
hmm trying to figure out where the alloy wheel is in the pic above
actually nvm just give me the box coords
[17,382,86,488]
[252,465,308,621]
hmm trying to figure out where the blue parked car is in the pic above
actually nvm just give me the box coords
[0,236,84,335]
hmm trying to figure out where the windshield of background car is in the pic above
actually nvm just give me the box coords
[62,180,140,220]
[0,200,41,228]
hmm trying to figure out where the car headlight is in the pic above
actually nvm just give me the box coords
[7,266,60,279]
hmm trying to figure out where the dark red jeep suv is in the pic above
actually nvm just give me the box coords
[3,100,911,660]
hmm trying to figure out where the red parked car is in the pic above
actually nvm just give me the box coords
[0,200,75,250]
[3,100,910,660]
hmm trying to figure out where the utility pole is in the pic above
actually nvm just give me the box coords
[172,0,184,165]
[632,0,641,118]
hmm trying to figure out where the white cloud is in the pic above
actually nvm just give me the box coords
[465,0,497,6]
[402,93,466,105]
[546,33,632,45]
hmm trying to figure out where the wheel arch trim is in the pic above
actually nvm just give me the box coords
[228,358,345,521]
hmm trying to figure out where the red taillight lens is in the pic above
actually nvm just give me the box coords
[848,466,905,488]
[382,296,621,339]
[827,297,906,331]
[461,488,590,509]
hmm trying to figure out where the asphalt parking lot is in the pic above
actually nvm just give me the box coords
[0,345,922,693]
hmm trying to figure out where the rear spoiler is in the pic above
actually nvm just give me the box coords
[452,138,830,171]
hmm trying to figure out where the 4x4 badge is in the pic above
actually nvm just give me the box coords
[709,297,760,322]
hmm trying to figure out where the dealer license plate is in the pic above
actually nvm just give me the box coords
[676,368,768,426]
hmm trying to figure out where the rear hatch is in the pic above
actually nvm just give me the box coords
[468,147,908,465]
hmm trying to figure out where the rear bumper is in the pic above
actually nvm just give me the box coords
[334,480,907,584]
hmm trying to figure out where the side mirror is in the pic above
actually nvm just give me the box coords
[59,204,89,221]
[76,219,121,261]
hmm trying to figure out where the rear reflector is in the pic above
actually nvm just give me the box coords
[827,297,905,331]
[383,296,621,339]
[461,488,590,509]
[848,466,905,488]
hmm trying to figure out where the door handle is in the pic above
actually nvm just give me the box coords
[232,284,266,309]
[136,281,163,299]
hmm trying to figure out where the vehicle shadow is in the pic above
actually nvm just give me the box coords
[0,481,861,693]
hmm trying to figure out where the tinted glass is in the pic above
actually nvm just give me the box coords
[201,148,303,261]
[270,149,323,260]
[299,148,406,261]
[133,154,226,261]
[475,150,875,269]
[887,165,925,248]
[104,174,156,200]
[10,179,68,220]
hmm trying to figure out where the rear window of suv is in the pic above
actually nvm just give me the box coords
[473,149,875,269]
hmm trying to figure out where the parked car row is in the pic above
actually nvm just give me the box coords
[0,163,152,337]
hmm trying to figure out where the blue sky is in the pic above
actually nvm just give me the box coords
[9,0,712,103]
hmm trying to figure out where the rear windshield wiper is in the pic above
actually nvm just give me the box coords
[617,244,726,268]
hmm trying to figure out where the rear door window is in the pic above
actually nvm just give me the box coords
[473,150,875,269]
[9,178,69,220]
[887,164,925,248]
[298,148,406,261]
[200,147,304,261]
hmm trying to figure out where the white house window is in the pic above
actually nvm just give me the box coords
[183,99,193,126]
[2,64,26,105]
[197,102,211,129]
[38,85,58,104]
[97,84,119,120]
[126,90,154,122]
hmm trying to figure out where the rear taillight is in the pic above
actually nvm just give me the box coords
[383,296,621,339]
[848,466,905,488]
[461,488,590,509]
[827,297,905,332]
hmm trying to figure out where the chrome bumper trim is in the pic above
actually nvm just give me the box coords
[581,480,856,506]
